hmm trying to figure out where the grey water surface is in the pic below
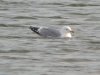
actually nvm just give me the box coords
[0,0,100,75]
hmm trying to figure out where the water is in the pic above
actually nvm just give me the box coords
[0,0,100,75]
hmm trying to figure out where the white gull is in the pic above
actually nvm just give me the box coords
[29,26,74,38]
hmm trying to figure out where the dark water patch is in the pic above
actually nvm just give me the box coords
[67,3,100,7]
[0,56,27,60]
[0,56,41,61]
[69,23,81,25]
[62,48,79,52]
[70,13,90,15]
[0,24,8,27]
[41,3,64,6]
[0,36,35,39]
[9,50,31,53]
[0,49,30,53]
[0,0,28,5]
[32,16,45,18]
[62,58,94,62]
[46,65,82,69]
[13,16,37,20]
[8,1,27,5]
[0,0,4,2]
[0,8,9,10]
[0,35,48,40]
[47,16,63,19]
[88,41,100,44]
[0,24,27,27]
[33,15,63,19]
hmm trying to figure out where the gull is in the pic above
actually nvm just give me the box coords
[29,26,74,38]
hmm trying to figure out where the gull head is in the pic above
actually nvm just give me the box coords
[64,26,74,33]
[62,26,74,38]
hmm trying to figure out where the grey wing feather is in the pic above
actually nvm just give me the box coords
[39,28,61,37]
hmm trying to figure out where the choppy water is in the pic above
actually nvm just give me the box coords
[0,0,100,75]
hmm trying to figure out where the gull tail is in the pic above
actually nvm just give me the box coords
[29,26,40,35]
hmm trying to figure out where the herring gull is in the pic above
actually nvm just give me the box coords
[29,26,74,38]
